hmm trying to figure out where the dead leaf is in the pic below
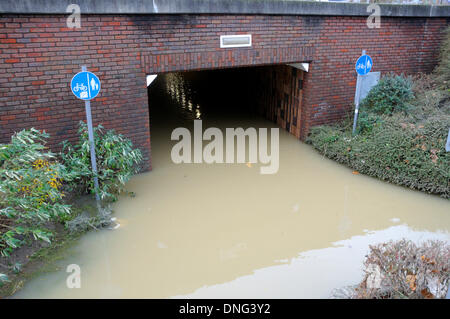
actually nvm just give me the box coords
[430,154,438,164]
[406,274,417,291]
[421,288,434,299]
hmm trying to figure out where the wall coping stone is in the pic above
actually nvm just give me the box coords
[1,0,449,17]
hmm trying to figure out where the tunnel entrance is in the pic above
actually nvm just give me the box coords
[146,65,306,170]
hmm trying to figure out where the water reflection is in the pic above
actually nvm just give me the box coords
[13,69,450,299]
[166,73,202,120]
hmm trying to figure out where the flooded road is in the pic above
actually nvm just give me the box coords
[15,69,450,298]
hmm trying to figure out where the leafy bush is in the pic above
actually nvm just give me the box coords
[355,239,450,299]
[61,121,143,202]
[0,129,71,257]
[361,74,414,115]
[357,111,383,134]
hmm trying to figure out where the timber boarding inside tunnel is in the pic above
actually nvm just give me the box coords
[0,0,449,171]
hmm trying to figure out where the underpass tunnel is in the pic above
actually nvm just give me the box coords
[146,64,308,169]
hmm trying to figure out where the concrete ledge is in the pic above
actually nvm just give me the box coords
[0,0,449,17]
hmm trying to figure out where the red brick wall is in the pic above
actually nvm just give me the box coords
[0,14,448,169]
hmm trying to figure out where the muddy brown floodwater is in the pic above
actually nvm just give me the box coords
[14,69,450,298]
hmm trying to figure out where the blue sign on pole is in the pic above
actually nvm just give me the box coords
[355,54,373,76]
[70,71,101,100]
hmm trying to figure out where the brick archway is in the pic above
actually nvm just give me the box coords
[141,46,315,74]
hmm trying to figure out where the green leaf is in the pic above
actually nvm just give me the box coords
[0,273,9,284]
[32,229,52,243]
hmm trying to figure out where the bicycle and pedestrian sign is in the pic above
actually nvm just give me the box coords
[355,54,373,76]
[71,71,101,100]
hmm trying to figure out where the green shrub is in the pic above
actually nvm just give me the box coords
[61,121,143,202]
[361,74,414,115]
[0,129,71,257]
[357,111,383,134]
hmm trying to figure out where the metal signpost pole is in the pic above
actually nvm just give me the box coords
[81,65,100,205]
[446,129,450,152]
[352,73,362,135]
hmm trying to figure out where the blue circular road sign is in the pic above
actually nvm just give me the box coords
[355,54,373,76]
[71,71,101,100]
